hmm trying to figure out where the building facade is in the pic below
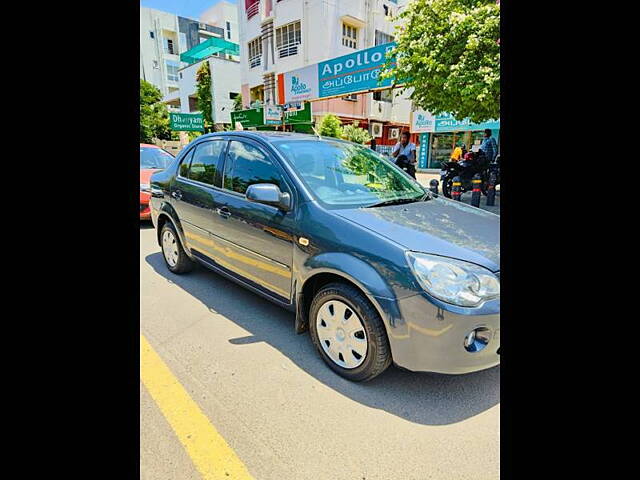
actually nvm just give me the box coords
[237,0,414,145]
[141,3,242,128]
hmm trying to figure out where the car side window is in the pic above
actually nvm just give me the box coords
[179,148,195,178]
[186,140,226,187]
[223,140,288,195]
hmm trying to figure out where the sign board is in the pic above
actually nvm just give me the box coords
[264,105,283,125]
[410,109,500,133]
[283,102,312,125]
[283,101,304,112]
[169,112,204,131]
[231,103,312,129]
[410,110,436,133]
[282,42,396,103]
[418,133,430,169]
[230,108,264,129]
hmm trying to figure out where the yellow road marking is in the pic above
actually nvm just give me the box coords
[140,334,254,480]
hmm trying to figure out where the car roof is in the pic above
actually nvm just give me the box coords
[192,131,353,145]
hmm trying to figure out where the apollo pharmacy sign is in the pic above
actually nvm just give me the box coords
[280,42,396,103]
[410,109,500,133]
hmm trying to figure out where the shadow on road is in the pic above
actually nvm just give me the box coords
[145,252,499,426]
[140,221,155,230]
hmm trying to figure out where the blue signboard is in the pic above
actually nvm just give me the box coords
[435,113,500,132]
[418,133,430,169]
[317,42,396,99]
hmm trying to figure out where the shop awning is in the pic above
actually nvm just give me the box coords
[180,37,240,65]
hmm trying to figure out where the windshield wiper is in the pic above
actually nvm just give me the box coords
[365,196,425,208]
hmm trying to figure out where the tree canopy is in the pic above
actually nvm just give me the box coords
[140,80,171,143]
[196,61,213,130]
[383,0,500,123]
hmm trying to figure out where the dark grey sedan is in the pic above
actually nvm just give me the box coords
[150,132,499,382]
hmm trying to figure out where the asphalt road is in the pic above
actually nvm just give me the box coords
[140,223,500,480]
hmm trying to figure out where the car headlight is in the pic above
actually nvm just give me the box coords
[406,252,500,307]
[140,183,151,193]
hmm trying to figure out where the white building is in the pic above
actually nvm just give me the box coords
[237,0,414,145]
[177,56,242,127]
[140,3,242,127]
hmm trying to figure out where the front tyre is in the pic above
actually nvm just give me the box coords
[160,222,194,274]
[309,283,392,382]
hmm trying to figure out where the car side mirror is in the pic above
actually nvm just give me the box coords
[246,183,291,211]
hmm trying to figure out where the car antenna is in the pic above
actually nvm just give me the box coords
[311,126,321,140]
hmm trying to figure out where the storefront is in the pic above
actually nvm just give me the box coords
[411,111,500,170]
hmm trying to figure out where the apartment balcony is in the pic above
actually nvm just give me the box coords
[246,0,260,20]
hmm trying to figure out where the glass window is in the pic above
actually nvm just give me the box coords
[248,37,262,68]
[274,140,424,208]
[375,30,394,46]
[166,61,179,82]
[186,141,226,186]
[140,147,175,170]
[224,141,287,195]
[276,21,301,58]
[342,24,358,49]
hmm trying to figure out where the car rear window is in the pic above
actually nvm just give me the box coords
[140,147,174,169]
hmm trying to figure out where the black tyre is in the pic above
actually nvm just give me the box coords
[441,177,453,198]
[309,282,392,382]
[160,221,194,274]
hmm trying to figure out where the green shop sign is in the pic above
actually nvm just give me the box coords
[231,103,312,129]
[169,113,204,131]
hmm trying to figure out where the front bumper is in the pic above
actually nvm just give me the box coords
[374,293,500,374]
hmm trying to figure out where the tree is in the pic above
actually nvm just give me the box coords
[195,61,213,131]
[341,122,372,144]
[318,114,342,138]
[382,0,500,123]
[232,94,243,111]
[140,80,171,142]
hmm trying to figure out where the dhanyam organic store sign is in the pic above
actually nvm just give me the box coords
[169,112,204,131]
[230,103,312,129]
[281,42,396,103]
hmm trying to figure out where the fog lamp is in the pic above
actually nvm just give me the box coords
[464,327,491,353]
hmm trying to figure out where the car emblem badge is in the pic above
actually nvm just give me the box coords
[298,237,309,246]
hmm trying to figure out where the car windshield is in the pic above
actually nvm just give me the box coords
[140,147,174,169]
[273,139,426,208]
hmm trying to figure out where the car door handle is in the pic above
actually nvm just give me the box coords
[171,190,182,200]
[216,206,231,218]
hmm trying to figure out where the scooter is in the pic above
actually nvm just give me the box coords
[440,151,490,198]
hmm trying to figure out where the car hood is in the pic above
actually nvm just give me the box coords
[140,168,162,184]
[334,198,500,272]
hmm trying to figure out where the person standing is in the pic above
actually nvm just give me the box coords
[392,131,417,178]
[479,129,498,163]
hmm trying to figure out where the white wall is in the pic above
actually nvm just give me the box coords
[140,7,181,96]
[200,1,240,44]
[178,57,241,125]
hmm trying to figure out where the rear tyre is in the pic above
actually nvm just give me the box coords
[160,221,194,274]
[441,177,453,198]
[309,283,392,382]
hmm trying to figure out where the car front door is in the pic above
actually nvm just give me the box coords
[170,139,227,255]
[208,138,296,302]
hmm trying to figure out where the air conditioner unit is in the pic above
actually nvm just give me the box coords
[389,128,400,139]
[371,122,383,138]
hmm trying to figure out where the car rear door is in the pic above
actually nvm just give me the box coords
[206,137,296,302]
[170,139,228,252]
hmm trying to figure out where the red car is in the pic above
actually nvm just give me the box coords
[140,144,175,220]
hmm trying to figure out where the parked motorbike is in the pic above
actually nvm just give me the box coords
[440,151,490,198]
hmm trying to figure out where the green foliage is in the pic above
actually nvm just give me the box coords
[196,61,213,129]
[341,122,372,144]
[318,114,342,138]
[187,131,203,142]
[382,0,500,123]
[232,94,243,111]
[140,80,171,142]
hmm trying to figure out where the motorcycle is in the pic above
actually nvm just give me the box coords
[440,150,491,198]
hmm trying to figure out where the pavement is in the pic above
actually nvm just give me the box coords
[416,172,500,216]
[140,224,500,480]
